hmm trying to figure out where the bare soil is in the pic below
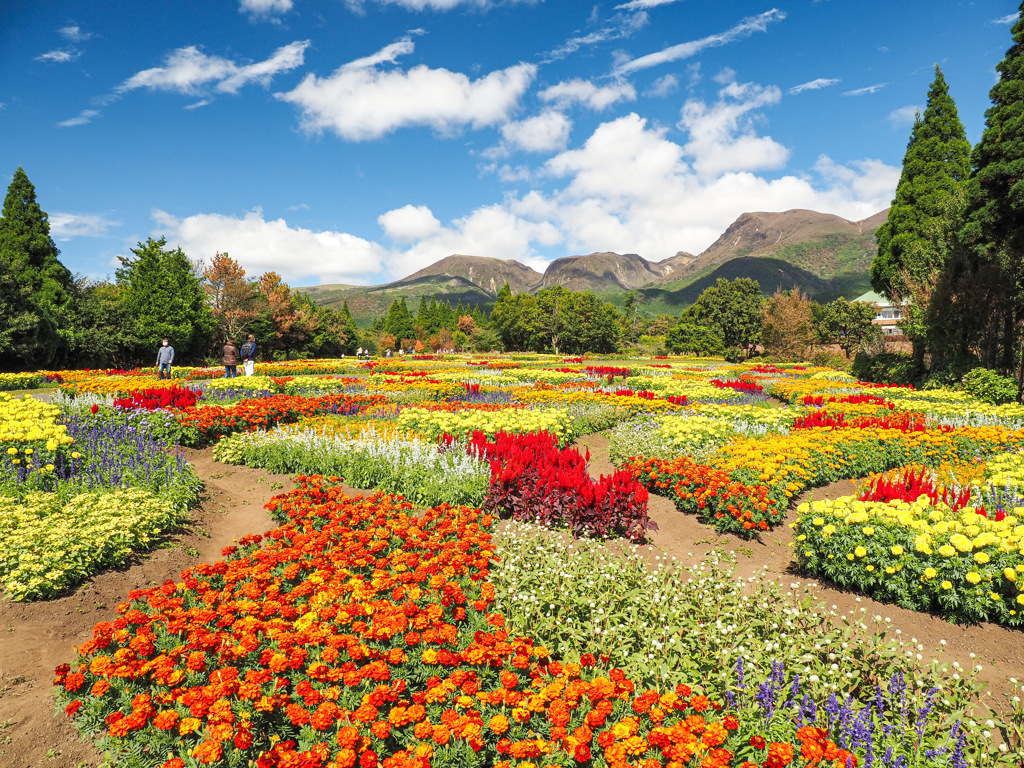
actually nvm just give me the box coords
[3,436,1023,767]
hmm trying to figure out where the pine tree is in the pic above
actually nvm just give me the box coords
[0,167,74,367]
[871,66,971,362]
[960,6,1024,379]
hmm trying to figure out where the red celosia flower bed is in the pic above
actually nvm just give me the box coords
[710,379,764,394]
[470,431,656,541]
[627,456,782,534]
[176,394,386,446]
[860,467,975,514]
[793,410,942,433]
[585,366,632,380]
[55,479,855,768]
[113,386,202,411]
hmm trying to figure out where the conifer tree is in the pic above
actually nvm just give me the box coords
[0,167,74,367]
[383,297,415,343]
[959,6,1024,379]
[871,66,971,362]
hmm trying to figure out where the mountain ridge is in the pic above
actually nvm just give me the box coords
[302,207,888,324]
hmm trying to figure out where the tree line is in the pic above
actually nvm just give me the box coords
[0,167,359,370]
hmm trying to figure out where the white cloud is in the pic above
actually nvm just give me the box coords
[36,49,80,63]
[59,25,92,42]
[49,212,120,239]
[239,0,294,17]
[510,113,898,260]
[346,0,537,10]
[993,13,1018,24]
[679,80,788,178]
[614,0,681,9]
[645,74,678,97]
[377,205,442,243]
[500,110,573,153]
[545,12,648,61]
[887,105,921,128]
[539,78,636,111]
[843,83,886,96]
[614,8,785,76]
[118,40,309,96]
[57,109,99,127]
[788,77,839,95]
[276,41,536,140]
[153,208,387,284]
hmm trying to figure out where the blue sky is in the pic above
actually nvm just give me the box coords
[1,0,1018,287]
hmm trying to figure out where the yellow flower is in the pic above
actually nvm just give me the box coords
[938,545,957,558]
[863,527,875,536]
[1005,568,1017,582]
[941,581,953,590]
[891,545,904,556]
[924,567,938,579]
[966,572,982,585]
[974,551,990,564]
[854,546,867,558]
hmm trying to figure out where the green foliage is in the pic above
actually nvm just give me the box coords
[954,13,1024,373]
[664,322,724,356]
[492,526,989,714]
[490,284,621,354]
[0,167,75,369]
[850,351,923,385]
[814,298,879,358]
[115,237,216,365]
[682,277,763,351]
[962,366,1018,404]
[213,427,490,507]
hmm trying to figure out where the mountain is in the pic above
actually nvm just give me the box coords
[540,252,667,292]
[302,207,888,325]
[654,208,887,300]
[398,254,543,295]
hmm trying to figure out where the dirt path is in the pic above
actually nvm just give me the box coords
[576,432,1024,707]
[0,450,373,768]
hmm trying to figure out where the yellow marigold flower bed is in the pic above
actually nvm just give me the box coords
[795,494,1024,626]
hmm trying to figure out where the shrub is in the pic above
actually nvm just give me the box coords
[850,351,922,385]
[962,366,1018,405]
[664,323,724,356]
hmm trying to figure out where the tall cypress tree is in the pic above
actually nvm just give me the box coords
[871,66,971,363]
[0,167,74,368]
[959,5,1024,378]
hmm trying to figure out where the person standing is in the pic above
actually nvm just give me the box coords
[156,338,174,379]
[240,334,257,377]
[222,338,240,378]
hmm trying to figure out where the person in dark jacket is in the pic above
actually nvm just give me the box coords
[222,338,240,378]
[156,338,174,379]
[240,334,257,377]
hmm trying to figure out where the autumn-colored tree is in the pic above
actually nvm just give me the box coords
[457,315,477,336]
[761,288,814,360]
[435,327,454,351]
[255,272,318,357]
[203,252,259,342]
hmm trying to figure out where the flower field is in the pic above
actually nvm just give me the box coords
[2,356,1024,766]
